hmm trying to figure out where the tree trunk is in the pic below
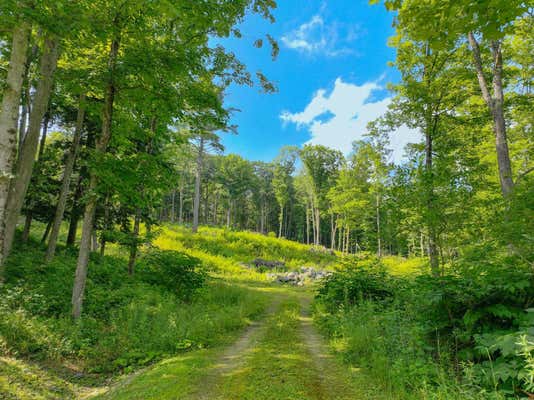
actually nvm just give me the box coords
[72,37,119,320]
[0,23,31,269]
[3,36,59,261]
[45,94,85,262]
[467,33,514,198]
[278,205,284,238]
[37,110,50,160]
[127,209,141,275]
[178,181,184,224]
[66,175,84,246]
[330,214,337,250]
[306,204,310,245]
[192,137,204,233]
[41,219,52,244]
[376,192,382,258]
[170,189,176,223]
[425,114,439,276]
[21,211,32,242]
[260,203,265,234]
[315,207,321,246]
[91,228,99,252]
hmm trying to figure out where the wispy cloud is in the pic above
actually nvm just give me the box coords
[281,77,421,164]
[281,10,363,57]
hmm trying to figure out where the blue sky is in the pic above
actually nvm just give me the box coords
[220,0,420,164]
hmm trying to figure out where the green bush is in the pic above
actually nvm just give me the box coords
[136,249,205,300]
[316,258,397,312]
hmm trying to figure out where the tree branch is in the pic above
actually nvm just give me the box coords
[467,32,493,110]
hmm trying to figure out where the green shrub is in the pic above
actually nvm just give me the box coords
[316,258,397,312]
[136,249,205,300]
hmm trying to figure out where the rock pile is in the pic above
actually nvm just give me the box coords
[250,258,286,270]
[267,266,331,286]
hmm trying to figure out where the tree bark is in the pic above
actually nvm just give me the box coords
[0,23,31,269]
[45,94,86,262]
[192,137,204,233]
[72,36,119,319]
[467,33,514,198]
[3,36,59,260]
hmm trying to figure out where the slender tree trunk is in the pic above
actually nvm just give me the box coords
[170,189,176,223]
[0,23,31,269]
[91,228,99,252]
[425,115,439,276]
[41,219,52,244]
[192,137,204,233]
[260,203,265,234]
[66,175,84,246]
[376,192,381,258]
[72,36,119,319]
[3,36,59,260]
[21,211,32,242]
[330,214,336,250]
[45,94,85,262]
[278,205,284,238]
[99,194,110,257]
[315,207,321,246]
[467,33,514,198]
[306,205,310,245]
[37,110,50,160]
[127,209,141,275]
[178,182,184,224]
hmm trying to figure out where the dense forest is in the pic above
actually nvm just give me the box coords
[0,0,533,399]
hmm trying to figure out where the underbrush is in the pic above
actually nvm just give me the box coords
[314,250,534,399]
[0,238,268,376]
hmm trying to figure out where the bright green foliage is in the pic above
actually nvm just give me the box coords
[315,250,534,397]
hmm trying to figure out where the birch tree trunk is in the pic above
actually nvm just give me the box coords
[0,23,31,269]
[45,94,86,262]
[3,36,59,260]
[72,37,119,319]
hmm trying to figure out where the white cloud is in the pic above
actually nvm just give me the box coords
[280,78,421,164]
[281,12,362,57]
